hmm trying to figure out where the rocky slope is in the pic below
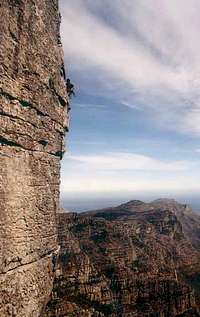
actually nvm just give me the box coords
[0,1,68,316]
[45,199,200,316]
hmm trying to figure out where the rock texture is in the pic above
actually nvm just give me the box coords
[45,200,200,316]
[0,1,68,316]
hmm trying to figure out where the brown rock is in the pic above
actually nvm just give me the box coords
[0,1,68,316]
[45,202,200,316]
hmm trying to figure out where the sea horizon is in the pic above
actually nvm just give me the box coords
[61,193,200,213]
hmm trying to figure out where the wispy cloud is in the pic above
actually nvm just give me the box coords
[60,0,200,136]
[61,177,200,194]
[60,128,200,195]
[60,151,200,194]
[74,102,107,109]
[68,152,190,172]
[181,108,200,136]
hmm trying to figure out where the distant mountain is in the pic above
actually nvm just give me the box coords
[44,199,200,316]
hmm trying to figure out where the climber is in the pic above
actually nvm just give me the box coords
[61,64,66,81]
[66,78,75,99]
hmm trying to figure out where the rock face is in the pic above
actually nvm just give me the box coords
[0,1,68,316]
[45,200,200,316]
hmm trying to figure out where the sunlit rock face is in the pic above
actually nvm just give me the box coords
[45,200,200,316]
[0,1,68,316]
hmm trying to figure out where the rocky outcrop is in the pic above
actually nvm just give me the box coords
[45,201,200,316]
[0,1,68,316]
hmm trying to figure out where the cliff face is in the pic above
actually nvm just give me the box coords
[0,1,68,316]
[45,201,200,316]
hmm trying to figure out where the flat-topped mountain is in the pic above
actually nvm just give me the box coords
[44,199,200,316]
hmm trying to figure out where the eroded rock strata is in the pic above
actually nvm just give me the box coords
[0,1,68,316]
[45,200,200,316]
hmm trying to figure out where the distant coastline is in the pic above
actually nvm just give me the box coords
[61,194,200,213]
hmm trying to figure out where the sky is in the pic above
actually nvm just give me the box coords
[59,0,200,210]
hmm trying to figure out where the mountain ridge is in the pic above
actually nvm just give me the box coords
[44,198,200,316]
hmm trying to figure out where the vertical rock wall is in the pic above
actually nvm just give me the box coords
[0,1,68,316]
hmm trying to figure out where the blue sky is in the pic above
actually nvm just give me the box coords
[59,0,200,205]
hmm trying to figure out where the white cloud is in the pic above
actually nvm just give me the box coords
[60,151,200,194]
[68,152,189,172]
[60,1,189,91]
[181,109,200,136]
[74,102,107,109]
[61,171,200,195]
[60,0,200,136]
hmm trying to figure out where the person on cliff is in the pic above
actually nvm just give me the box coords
[66,78,75,99]
[66,78,75,112]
